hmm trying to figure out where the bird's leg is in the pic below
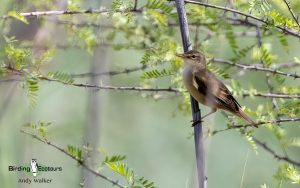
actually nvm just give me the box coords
[191,108,217,126]
[201,108,217,120]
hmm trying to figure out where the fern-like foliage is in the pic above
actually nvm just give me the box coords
[276,32,289,52]
[252,45,275,67]
[111,0,123,11]
[137,177,157,188]
[67,145,82,161]
[105,162,157,188]
[146,0,173,14]
[266,10,299,31]
[230,45,255,62]
[141,69,172,79]
[106,162,135,186]
[249,0,270,15]
[23,121,52,139]
[279,100,300,117]
[7,10,29,24]
[282,137,300,148]
[48,71,74,84]
[26,77,39,107]
[260,46,273,67]
[104,155,126,163]
[274,164,300,186]
[4,36,31,70]
[225,25,239,53]
[207,63,230,79]
[140,50,155,65]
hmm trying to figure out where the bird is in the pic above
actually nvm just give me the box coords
[176,50,257,127]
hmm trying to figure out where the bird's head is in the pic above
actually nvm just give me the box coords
[176,50,206,68]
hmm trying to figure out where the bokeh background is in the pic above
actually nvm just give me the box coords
[0,0,300,188]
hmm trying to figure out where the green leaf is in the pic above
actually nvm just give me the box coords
[225,25,238,53]
[23,121,52,138]
[282,137,300,148]
[5,44,31,69]
[276,33,289,52]
[47,71,74,84]
[104,155,126,163]
[111,0,123,11]
[146,0,173,14]
[207,63,230,79]
[26,77,39,107]
[274,164,300,186]
[141,69,173,79]
[67,145,82,160]
[137,177,157,188]
[230,45,255,62]
[249,0,270,16]
[146,9,168,26]
[8,11,29,24]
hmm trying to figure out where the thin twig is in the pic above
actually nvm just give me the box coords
[241,92,300,99]
[181,0,300,39]
[282,0,300,29]
[252,137,300,167]
[275,62,300,69]
[212,58,300,79]
[2,77,300,100]
[20,130,125,188]
[3,67,300,99]
[133,0,138,11]
[71,65,147,78]
[40,76,180,93]
[211,117,300,134]
[2,8,142,19]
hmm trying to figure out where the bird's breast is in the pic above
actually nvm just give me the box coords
[182,66,205,104]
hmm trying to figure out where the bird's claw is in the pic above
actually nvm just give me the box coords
[190,119,203,127]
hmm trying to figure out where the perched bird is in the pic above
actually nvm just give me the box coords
[176,50,257,127]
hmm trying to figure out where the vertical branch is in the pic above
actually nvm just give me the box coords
[255,26,278,109]
[282,0,300,29]
[175,1,206,188]
[255,26,289,157]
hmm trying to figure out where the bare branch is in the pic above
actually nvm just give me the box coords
[275,62,300,69]
[282,0,300,29]
[211,117,300,134]
[40,76,180,93]
[71,65,147,78]
[241,92,300,99]
[2,8,142,19]
[20,130,125,188]
[212,58,300,79]
[253,137,300,167]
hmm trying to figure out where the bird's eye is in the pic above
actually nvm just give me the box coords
[191,55,196,59]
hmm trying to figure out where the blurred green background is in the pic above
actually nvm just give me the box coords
[0,0,300,188]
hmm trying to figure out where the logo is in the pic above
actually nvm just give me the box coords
[30,159,38,177]
[8,158,62,184]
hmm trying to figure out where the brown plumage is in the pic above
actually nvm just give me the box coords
[176,50,257,127]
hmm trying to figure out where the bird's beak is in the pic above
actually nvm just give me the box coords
[175,53,185,58]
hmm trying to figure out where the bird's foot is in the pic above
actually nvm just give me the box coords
[190,119,203,127]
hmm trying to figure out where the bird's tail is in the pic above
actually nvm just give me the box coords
[237,109,257,128]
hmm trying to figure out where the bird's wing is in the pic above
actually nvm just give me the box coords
[194,69,240,112]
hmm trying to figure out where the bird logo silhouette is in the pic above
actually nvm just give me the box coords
[30,159,38,177]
